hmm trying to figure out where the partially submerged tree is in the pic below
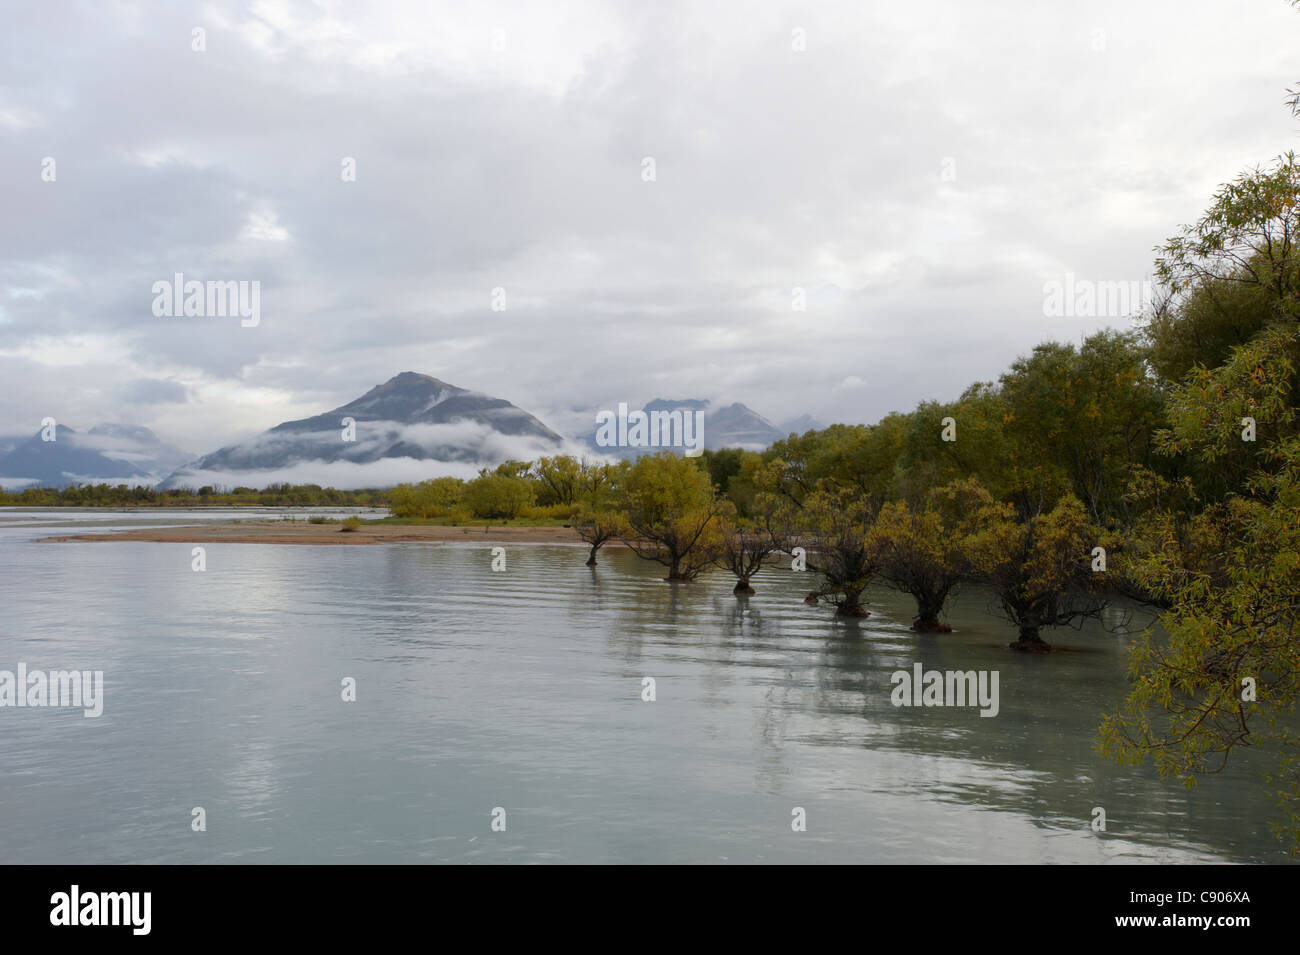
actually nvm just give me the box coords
[573,507,623,566]
[569,458,626,566]
[710,488,792,594]
[618,451,728,581]
[715,531,770,594]
[713,514,782,595]
[870,477,994,632]
[800,485,880,617]
[967,493,1104,651]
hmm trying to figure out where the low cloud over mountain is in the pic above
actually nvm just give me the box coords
[3,372,822,491]
[160,372,569,489]
[0,423,192,489]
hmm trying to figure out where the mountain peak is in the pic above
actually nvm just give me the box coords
[0,422,190,489]
[161,372,564,489]
[644,397,710,412]
[360,371,461,398]
[386,371,451,387]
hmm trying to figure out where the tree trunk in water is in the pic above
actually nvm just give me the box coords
[734,577,755,595]
[911,597,951,633]
[1010,625,1051,652]
[836,586,869,617]
[586,543,599,566]
[911,613,951,633]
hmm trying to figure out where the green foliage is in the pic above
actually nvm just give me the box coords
[870,477,995,628]
[1142,271,1280,384]
[578,459,626,507]
[1157,324,1300,479]
[1100,97,1300,846]
[518,502,573,521]
[388,477,465,519]
[531,455,583,505]
[696,448,765,515]
[1000,330,1167,522]
[967,493,1103,646]
[618,451,728,580]
[1101,438,1300,848]
[762,417,908,507]
[799,484,880,616]
[573,507,625,555]
[896,385,1019,505]
[1155,151,1300,322]
[463,474,536,520]
[491,460,533,480]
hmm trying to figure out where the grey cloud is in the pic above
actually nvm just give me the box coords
[120,378,191,405]
[1,0,1298,453]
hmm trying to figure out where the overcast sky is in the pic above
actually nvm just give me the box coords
[2,0,1298,453]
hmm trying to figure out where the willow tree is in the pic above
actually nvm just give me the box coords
[762,418,909,507]
[618,451,728,581]
[800,485,880,617]
[996,331,1167,526]
[1155,150,1300,316]
[1103,305,1300,848]
[1103,396,1300,844]
[573,507,624,566]
[532,455,583,506]
[569,458,626,566]
[388,476,465,519]
[967,493,1104,651]
[870,477,994,632]
[1101,440,1300,849]
[1101,0,1300,851]
[712,492,785,594]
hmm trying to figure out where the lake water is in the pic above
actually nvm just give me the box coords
[0,509,1290,864]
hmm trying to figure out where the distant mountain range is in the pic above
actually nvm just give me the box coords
[159,372,565,489]
[0,372,825,489]
[0,423,192,489]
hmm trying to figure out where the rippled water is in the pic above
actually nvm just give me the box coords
[0,511,1290,864]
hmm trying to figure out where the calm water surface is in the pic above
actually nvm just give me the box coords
[0,510,1289,864]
